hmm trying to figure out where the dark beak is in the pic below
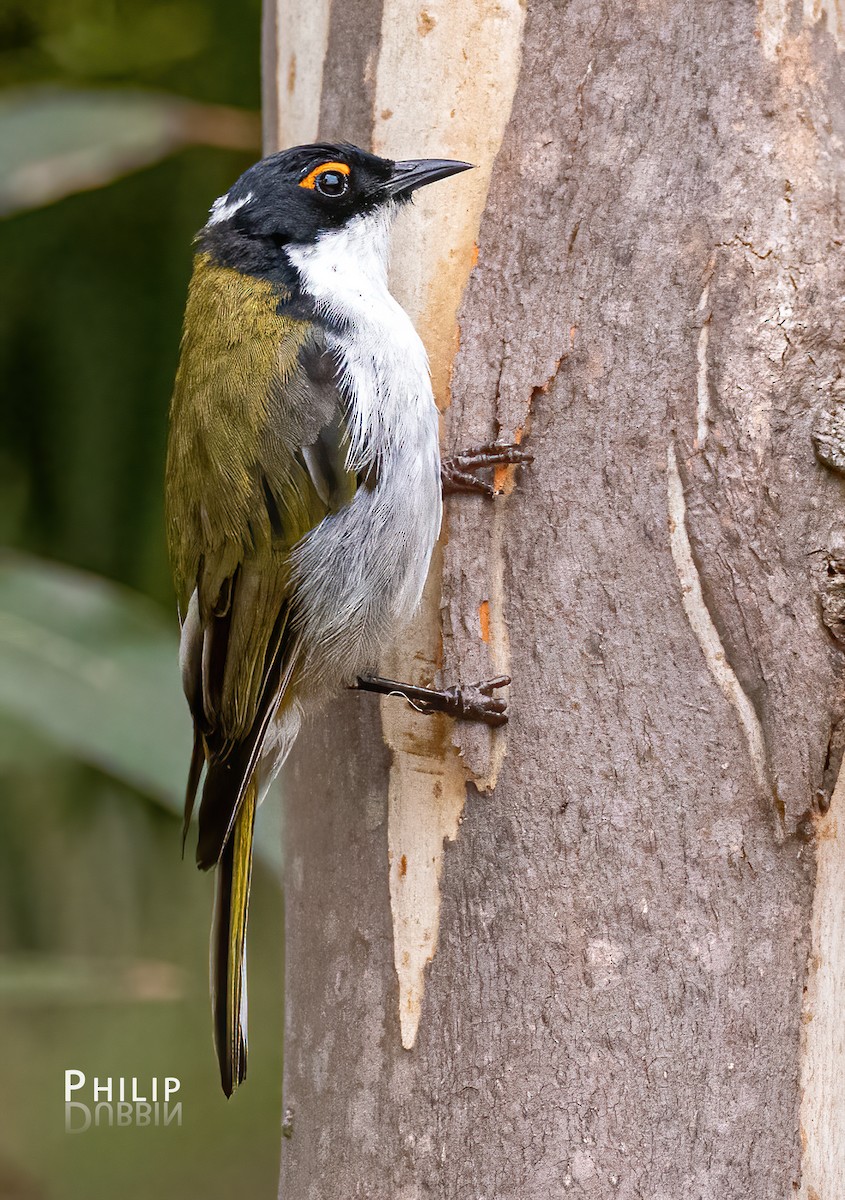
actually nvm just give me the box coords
[385,158,474,200]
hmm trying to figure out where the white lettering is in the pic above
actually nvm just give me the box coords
[65,1102,91,1133]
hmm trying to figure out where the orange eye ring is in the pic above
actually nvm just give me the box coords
[299,161,351,191]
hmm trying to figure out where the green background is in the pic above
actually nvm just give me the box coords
[0,2,287,1196]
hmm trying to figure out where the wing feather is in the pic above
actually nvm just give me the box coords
[165,253,355,867]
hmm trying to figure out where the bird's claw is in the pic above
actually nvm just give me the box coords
[418,675,511,726]
[441,441,533,497]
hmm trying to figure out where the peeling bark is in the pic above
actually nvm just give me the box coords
[268,2,845,1196]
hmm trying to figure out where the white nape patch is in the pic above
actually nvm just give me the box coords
[207,191,253,226]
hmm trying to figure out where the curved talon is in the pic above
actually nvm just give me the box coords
[353,673,511,725]
[453,442,534,467]
[420,676,511,726]
[441,442,533,497]
[442,464,496,497]
[477,674,511,692]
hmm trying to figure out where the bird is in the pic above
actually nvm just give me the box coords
[165,142,531,1096]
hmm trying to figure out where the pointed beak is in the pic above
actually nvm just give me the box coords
[384,157,474,199]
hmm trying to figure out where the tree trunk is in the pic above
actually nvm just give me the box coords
[266,2,845,1195]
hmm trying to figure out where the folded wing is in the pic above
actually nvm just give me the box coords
[166,252,356,866]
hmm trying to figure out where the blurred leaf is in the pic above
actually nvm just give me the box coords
[0,550,189,796]
[42,3,210,77]
[0,552,280,870]
[0,86,260,217]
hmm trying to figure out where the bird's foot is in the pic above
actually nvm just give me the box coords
[441,441,533,497]
[353,674,510,726]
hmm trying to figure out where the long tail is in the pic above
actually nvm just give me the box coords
[210,779,256,1097]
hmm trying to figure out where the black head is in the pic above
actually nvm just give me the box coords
[197,142,472,275]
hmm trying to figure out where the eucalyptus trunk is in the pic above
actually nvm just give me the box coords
[265,2,845,1195]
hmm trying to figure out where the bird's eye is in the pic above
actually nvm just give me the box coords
[316,170,348,197]
[299,161,351,197]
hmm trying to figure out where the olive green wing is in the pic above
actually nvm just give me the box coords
[165,253,355,868]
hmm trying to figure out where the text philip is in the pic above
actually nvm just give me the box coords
[64,1070,182,1132]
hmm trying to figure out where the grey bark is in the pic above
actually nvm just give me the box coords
[273,2,845,1196]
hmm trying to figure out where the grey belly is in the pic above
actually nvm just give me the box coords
[288,469,441,689]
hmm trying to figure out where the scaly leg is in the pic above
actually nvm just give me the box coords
[441,440,533,497]
[352,675,510,727]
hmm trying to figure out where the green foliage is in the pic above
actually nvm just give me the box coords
[0,2,287,1190]
[0,551,281,867]
[0,85,260,217]
[0,145,237,604]
[0,551,189,796]
[0,0,262,105]
[0,0,263,601]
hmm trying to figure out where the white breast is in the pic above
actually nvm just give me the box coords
[286,208,432,465]
[285,208,442,683]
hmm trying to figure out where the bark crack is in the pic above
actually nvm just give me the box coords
[695,280,713,449]
[666,442,772,799]
[462,350,568,793]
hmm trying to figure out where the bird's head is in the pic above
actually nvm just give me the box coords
[197,142,472,282]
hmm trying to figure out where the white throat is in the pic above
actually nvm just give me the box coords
[284,206,395,322]
[284,206,443,666]
[285,207,435,476]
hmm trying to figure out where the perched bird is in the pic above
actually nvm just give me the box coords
[165,142,530,1096]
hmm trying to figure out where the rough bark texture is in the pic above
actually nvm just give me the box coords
[270,2,845,1196]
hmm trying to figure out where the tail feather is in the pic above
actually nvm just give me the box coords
[210,780,256,1097]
